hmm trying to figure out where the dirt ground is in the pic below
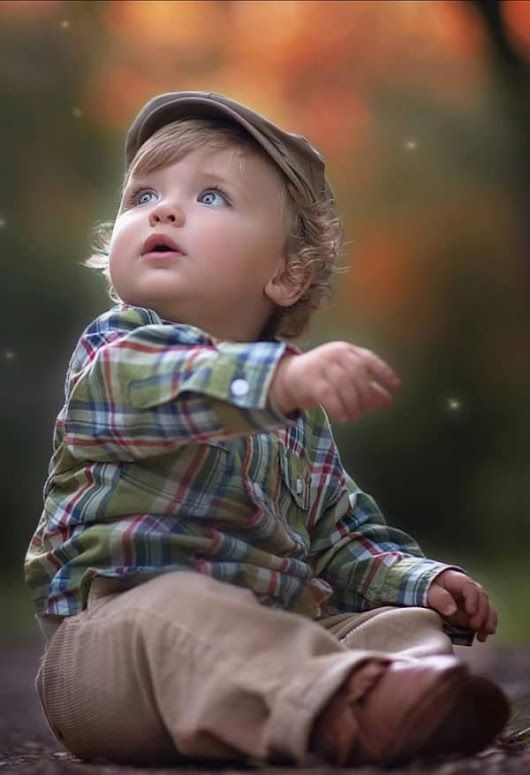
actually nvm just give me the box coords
[1,641,529,775]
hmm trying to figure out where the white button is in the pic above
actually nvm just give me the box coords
[253,483,263,498]
[230,378,249,397]
[296,479,303,495]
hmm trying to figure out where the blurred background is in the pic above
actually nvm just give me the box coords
[1,0,529,645]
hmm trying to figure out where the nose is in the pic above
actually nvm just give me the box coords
[148,199,185,227]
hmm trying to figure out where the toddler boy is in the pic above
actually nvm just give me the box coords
[25,91,509,766]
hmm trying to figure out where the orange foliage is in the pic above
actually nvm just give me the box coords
[228,1,484,81]
[83,64,154,129]
[106,0,227,54]
[84,0,491,140]
[503,0,530,57]
[290,87,371,162]
[346,230,419,315]
[345,182,518,327]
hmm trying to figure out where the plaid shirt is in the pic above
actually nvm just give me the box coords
[25,304,470,642]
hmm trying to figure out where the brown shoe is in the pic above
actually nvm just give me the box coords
[311,655,510,765]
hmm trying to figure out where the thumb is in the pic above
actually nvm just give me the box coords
[428,585,458,617]
[368,381,393,410]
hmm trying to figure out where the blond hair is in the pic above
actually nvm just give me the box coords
[85,118,345,341]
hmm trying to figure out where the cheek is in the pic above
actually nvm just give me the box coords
[108,229,130,287]
[108,218,135,263]
[109,220,128,255]
[214,218,281,263]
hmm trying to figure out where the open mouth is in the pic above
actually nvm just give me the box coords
[141,234,185,256]
[141,245,183,261]
[149,244,179,253]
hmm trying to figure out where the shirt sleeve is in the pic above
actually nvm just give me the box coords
[63,305,301,461]
[308,414,475,645]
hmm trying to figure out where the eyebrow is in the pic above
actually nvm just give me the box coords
[194,170,249,201]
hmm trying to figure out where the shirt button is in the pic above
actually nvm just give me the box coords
[296,479,303,495]
[230,378,250,397]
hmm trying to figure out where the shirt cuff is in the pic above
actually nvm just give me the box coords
[178,340,302,423]
[214,341,298,403]
[379,558,466,608]
[379,559,475,646]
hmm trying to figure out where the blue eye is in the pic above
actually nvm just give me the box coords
[198,187,230,207]
[136,189,157,206]
[123,187,157,209]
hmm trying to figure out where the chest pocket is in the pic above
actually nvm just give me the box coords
[279,447,311,511]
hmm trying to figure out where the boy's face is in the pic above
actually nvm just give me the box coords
[109,145,297,341]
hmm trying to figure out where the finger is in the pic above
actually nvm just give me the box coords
[487,605,498,635]
[470,591,490,631]
[354,347,401,389]
[458,580,480,617]
[477,603,497,643]
[433,570,473,612]
[428,586,458,617]
[343,349,395,415]
[477,607,496,642]
[328,363,362,420]
[367,381,393,411]
[485,604,498,635]
[476,612,494,642]
[340,356,374,417]
[320,371,358,422]
[333,356,382,420]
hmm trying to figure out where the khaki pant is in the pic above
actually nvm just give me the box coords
[35,571,453,765]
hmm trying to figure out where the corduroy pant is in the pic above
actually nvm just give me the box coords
[35,571,453,765]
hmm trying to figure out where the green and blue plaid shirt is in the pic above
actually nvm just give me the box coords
[25,304,467,639]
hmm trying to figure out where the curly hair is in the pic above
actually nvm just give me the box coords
[85,117,346,341]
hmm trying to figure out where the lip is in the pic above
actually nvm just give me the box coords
[141,233,186,256]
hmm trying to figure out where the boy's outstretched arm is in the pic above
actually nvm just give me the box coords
[63,305,303,461]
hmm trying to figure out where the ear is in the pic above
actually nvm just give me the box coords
[263,256,313,308]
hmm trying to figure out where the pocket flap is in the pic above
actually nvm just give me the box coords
[279,449,311,510]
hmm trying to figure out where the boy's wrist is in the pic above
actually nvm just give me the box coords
[269,354,297,415]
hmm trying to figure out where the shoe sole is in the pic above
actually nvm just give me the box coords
[385,666,510,763]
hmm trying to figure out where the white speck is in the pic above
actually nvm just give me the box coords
[448,398,462,411]
[230,378,249,397]
[253,483,263,498]
[4,350,15,360]
[0,217,5,228]
[73,107,83,119]
[405,139,417,151]
[61,20,70,29]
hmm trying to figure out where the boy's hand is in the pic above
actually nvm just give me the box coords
[427,569,498,642]
[270,343,400,422]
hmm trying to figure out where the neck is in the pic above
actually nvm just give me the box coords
[144,299,280,343]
